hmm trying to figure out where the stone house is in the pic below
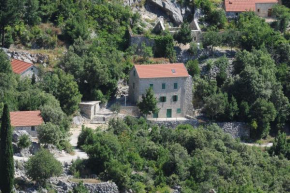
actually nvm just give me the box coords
[10,110,44,137]
[224,0,279,18]
[11,59,39,79]
[129,63,193,118]
[79,101,101,120]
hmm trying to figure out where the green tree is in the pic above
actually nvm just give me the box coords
[174,22,192,45]
[269,131,289,158]
[0,104,14,193]
[225,95,239,121]
[18,134,31,149]
[202,31,222,55]
[137,87,159,117]
[25,149,62,185]
[64,10,89,43]
[206,9,227,29]
[38,123,63,145]
[0,49,12,73]
[55,70,82,115]
[223,29,240,51]
[141,43,153,62]
[0,0,23,47]
[273,5,290,33]
[25,0,41,25]
[154,34,176,62]
[250,98,277,138]
[186,60,200,77]
[203,92,228,120]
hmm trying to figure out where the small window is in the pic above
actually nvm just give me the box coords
[257,9,260,12]
[133,70,136,76]
[160,96,166,102]
[133,83,135,89]
[31,126,35,131]
[162,83,166,89]
[150,84,153,88]
[31,68,33,71]
[153,112,158,118]
[177,108,181,114]
[174,83,178,89]
[173,95,178,102]
[171,69,176,73]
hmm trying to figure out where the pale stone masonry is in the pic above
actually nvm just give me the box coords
[129,63,193,118]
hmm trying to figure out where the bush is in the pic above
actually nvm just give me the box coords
[186,60,200,77]
[18,134,31,149]
[25,149,62,185]
[110,102,121,114]
[73,182,89,193]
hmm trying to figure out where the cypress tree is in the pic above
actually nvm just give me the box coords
[0,104,14,193]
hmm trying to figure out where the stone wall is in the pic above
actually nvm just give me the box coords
[129,34,155,55]
[14,126,38,137]
[256,3,277,17]
[184,76,194,116]
[150,120,250,139]
[216,122,250,139]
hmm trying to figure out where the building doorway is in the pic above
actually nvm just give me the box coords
[166,109,172,118]
[268,9,272,17]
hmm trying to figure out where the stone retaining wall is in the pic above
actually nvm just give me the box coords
[150,120,250,139]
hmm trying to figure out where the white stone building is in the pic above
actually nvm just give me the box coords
[11,59,39,79]
[79,101,101,120]
[129,63,193,118]
[224,0,279,18]
[10,110,44,137]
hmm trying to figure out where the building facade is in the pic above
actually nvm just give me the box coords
[10,110,44,137]
[224,0,279,18]
[129,63,193,118]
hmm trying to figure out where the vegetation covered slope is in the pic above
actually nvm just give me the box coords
[74,118,290,192]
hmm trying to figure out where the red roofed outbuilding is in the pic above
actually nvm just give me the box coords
[11,59,39,80]
[128,63,193,118]
[224,0,279,18]
[10,110,44,137]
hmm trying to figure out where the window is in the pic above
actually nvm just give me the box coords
[160,96,166,102]
[174,83,178,89]
[31,68,33,71]
[171,69,176,73]
[177,108,181,114]
[31,126,35,131]
[133,70,136,76]
[162,83,166,89]
[133,83,135,89]
[173,95,178,102]
[257,9,260,12]
[153,112,158,118]
[150,84,153,88]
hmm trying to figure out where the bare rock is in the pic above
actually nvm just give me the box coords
[147,0,183,25]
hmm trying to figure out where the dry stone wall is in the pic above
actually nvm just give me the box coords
[150,120,250,139]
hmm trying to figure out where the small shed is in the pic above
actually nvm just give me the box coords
[79,101,101,120]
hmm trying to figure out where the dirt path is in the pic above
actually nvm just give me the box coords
[242,142,273,148]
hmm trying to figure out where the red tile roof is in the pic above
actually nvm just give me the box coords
[10,111,44,127]
[11,59,33,74]
[225,0,278,12]
[134,63,189,78]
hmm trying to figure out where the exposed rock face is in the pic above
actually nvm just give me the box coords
[1,47,49,64]
[147,0,183,25]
